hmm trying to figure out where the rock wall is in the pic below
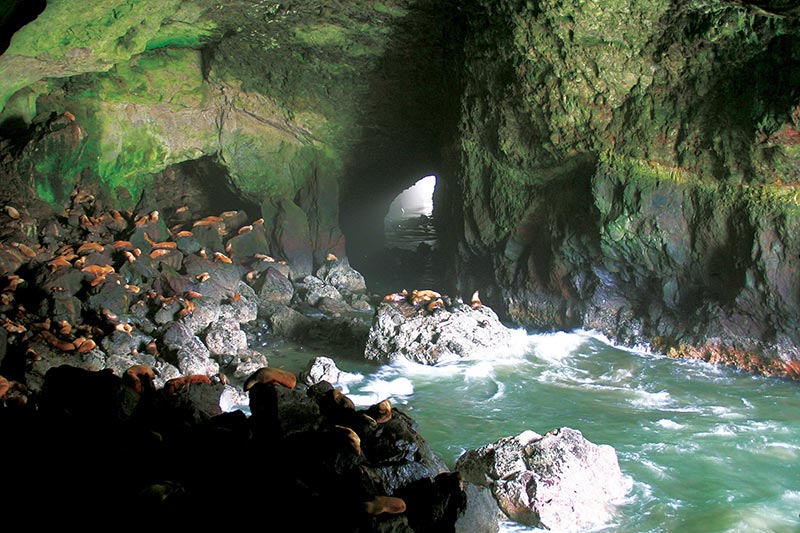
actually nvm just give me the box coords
[2,0,800,376]
[446,0,800,377]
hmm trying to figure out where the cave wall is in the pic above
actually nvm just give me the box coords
[2,0,800,376]
[448,0,800,377]
[0,0,452,277]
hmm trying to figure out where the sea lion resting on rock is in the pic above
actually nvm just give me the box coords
[244,367,297,391]
[410,289,441,306]
[124,364,156,393]
[363,495,407,515]
[164,374,212,395]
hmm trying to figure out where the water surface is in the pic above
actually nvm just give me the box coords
[264,329,800,533]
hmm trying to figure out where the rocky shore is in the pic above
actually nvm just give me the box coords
[0,193,626,530]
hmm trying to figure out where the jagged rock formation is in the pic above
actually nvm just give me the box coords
[456,427,631,531]
[364,296,515,365]
[1,0,800,377]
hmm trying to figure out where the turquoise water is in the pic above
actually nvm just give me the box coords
[265,328,800,533]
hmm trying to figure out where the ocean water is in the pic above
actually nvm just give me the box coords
[262,328,800,533]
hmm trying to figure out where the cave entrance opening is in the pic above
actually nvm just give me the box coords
[377,174,443,294]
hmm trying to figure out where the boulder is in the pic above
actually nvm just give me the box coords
[365,300,515,364]
[257,266,294,305]
[315,258,367,294]
[455,427,630,531]
[162,322,219,377]
[299,356,343,387]
[204,319,248,356]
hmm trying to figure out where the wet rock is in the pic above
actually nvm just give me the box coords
[362,409,449,494]
[224,348,269,383]
[100,328,154,358]
[259,302,313,339]
[300,275,343,306]
[218,281,258,323]
[315,258,367,294]
[257,266,294,305]
[104,353,181,389]
[162,321,219,376]
[365,300,516,365]
[204,319,248,356]
[180,297,220,335]
[224,223,270,260]
[455,427,630,530]
[455,482,502,533]
[316,296,352,316]
[299,356,343,387]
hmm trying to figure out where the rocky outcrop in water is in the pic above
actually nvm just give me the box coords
[364,292,516,365]
[455,427,630,531]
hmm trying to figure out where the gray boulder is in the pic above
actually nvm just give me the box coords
[204,319,248,356]
[257,266,294,305]
[299,356,343,386]
[218,281,258,324]
[316,259,367,294]
[365,300,515,364]
[455,427,630,531]
[301,275,343,306]
[162,322,219,376]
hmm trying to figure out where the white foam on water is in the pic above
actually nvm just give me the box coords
[528,330,588,363]
[464,360,495,379]
[723,501,800,532]
[697,424,738,438]
[741,441,800,461]
[334,370,365,395]
[348,375,414,407]
[629,387,673,409]
[639,458,672,479]
[655,418,685,430]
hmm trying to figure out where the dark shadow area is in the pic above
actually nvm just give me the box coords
[148,156,261,226]
[338,0,465,295]
[0,0,47,54]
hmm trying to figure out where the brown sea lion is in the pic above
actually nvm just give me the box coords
[366,399,392,424]
[410,289,441,305]
[124,365,156,393]
[164,374,212,395]
[470,290,482,309]
[363,496,407,515]
[243,367,297,391]
[333,425,362,456]
[383,289,408,302]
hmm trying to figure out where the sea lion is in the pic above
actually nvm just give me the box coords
[363,496,407,515]
[410,289,441,306]
[39,330,75,352]
[243,367,297,391]
[77,339,97,354]
[333,425,362,456]
[383,289,408,302]
[366,399,392,424]
[124,365,156,393]
[427,298,444,313]
[213,251,233,264]
[470,290,482,309]
[4,205,20,219]
[164,374,212,395]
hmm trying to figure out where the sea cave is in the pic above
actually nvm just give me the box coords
[0,1,799,531]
